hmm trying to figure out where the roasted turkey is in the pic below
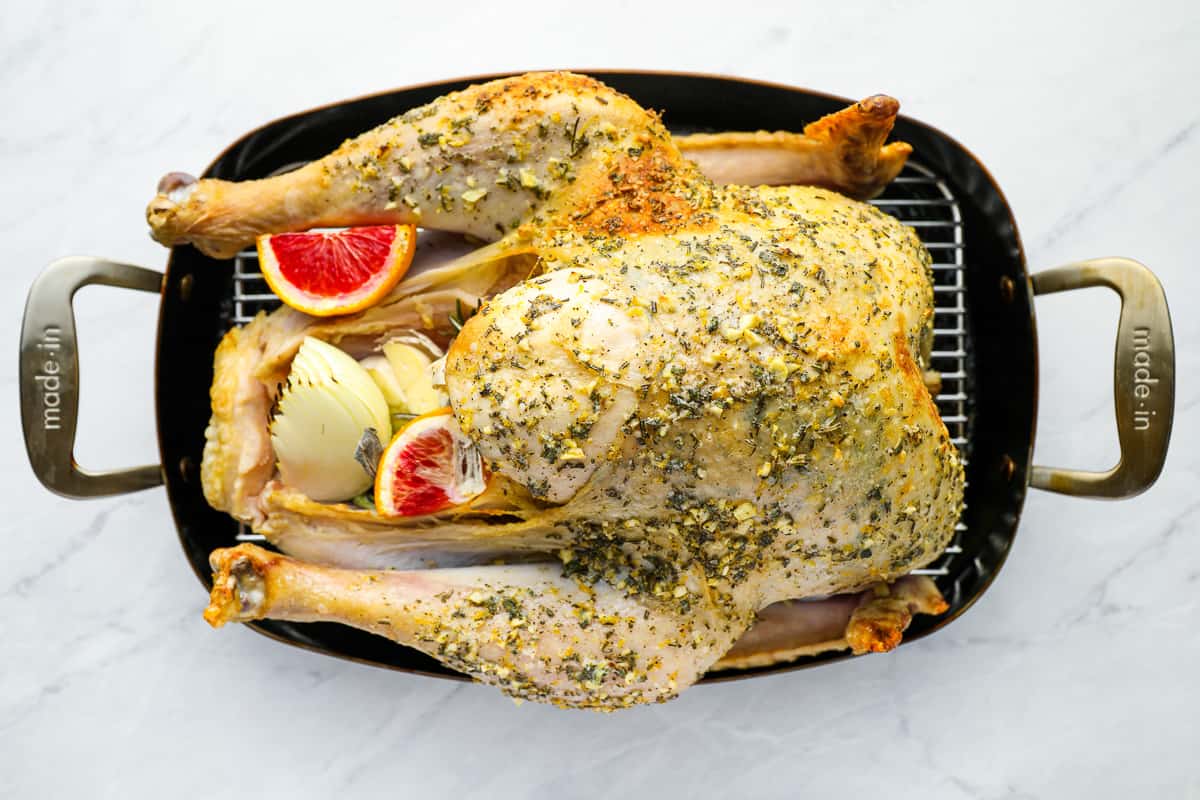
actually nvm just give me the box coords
[147,72,963,710]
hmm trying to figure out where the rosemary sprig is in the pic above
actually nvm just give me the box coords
[449,298,482,332]
[568,117,588,158]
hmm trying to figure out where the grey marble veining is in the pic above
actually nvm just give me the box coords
[2,1,1197,797]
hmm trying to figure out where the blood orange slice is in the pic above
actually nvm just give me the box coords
[257,225,416,317]
[375,408,489,517]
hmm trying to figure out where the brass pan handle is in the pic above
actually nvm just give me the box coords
[1030,258,1174,498]
[20,257,165,498]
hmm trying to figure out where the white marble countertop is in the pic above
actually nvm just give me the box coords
[3,1,1197,797]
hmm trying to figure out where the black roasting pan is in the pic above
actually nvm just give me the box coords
[19,72,1175,683]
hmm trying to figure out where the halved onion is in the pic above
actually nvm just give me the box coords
[270,336,392,502]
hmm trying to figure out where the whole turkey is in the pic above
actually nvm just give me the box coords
[147,72,963,710]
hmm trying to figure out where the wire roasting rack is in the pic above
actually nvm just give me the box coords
[224,161,973,591]
[868,162,973,583]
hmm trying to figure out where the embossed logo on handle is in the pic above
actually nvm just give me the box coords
[1132,327,1157,432]
[32,325,64,431]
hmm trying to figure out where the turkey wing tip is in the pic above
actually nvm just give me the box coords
[714,576,949,670]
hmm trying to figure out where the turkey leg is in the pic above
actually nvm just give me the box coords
[206,543,744,710]
[146,74,910,259]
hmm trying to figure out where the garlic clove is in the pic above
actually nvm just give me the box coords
[383,341,447,415]
[360,355,409,413]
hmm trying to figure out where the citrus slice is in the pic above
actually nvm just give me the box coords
[257,225,416,316]
[375,408,489,517]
